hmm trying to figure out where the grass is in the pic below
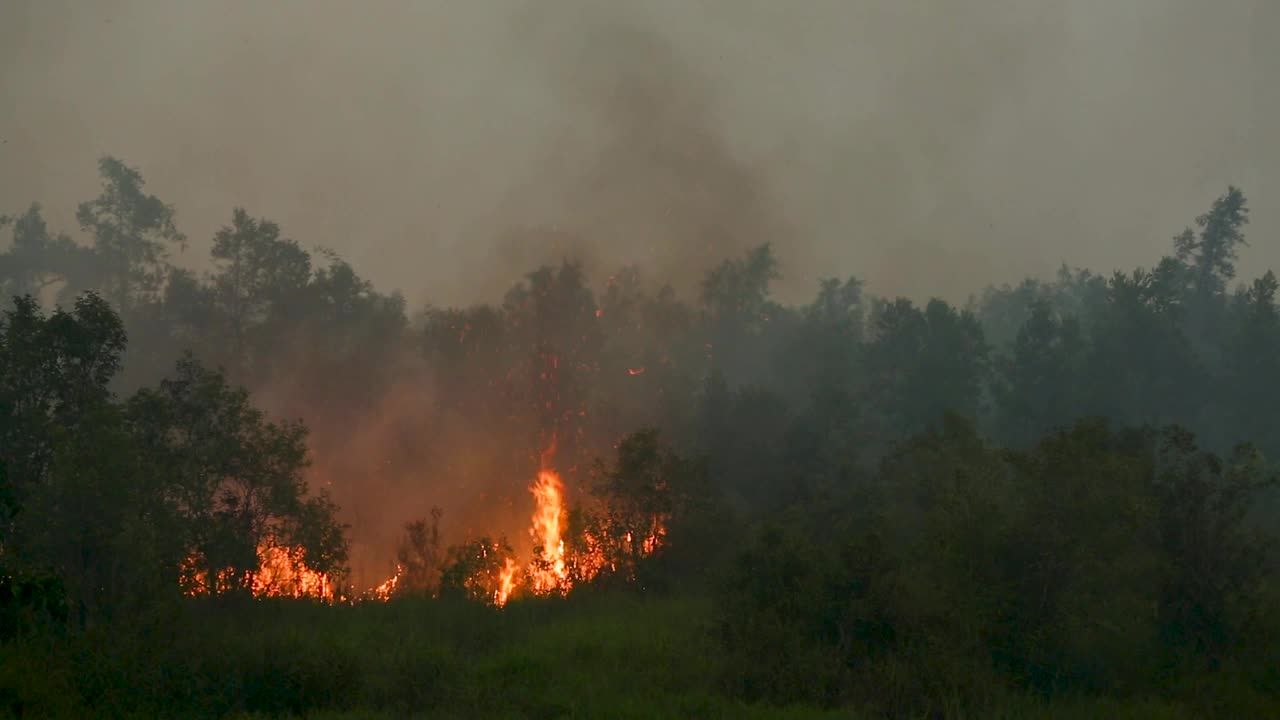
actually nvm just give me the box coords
[1,591,1275,718]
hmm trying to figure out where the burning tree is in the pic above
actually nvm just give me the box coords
[128,355,348,598]
[439,536,519,605]
[564,429,702,585]
[394,508,446,596]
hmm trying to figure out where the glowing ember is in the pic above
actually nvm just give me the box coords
[642,527,665,555]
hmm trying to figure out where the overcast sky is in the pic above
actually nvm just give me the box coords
[2,0,1276,307]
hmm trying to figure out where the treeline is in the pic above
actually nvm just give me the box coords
[718,414,1278,714]
[0,295,348,630]
[4,161,1278,502]
[2,157,1279,716]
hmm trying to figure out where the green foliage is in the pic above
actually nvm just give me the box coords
[718,417,1279,712]
[567,428,710,587]
[1,294,347,624]
[127,355,349,595]
[0,293,156,626]
[3,159,1280,717]
[0,203,93,302]
[74,156,186,309]
[439,537,516,604]
[991,298,1087,446]
[1152,430,1278,670]
[390,508,445,598]
[864,297,989,440]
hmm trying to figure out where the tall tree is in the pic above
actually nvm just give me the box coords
[700,243,783,386]
[863,297,988,441]
[1220,271,1280,454]
[75,157,185,311]
[127,355,348,596]
[1170,187,1251,362]
[1083,268,1205,430]
[992,298,1087,447]
[0,293,178,626]
[1153,428,1277,668]
[0,204,94,304]
[205,208,313,378]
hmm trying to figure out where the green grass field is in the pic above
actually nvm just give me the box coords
[5,590,1266,719]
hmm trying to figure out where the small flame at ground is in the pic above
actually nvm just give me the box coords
[369,566,402,601]
[253,545,336,600]
[181,544,338,601]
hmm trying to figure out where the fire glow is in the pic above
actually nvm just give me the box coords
[182,453,664,605]
[528,468,570,594]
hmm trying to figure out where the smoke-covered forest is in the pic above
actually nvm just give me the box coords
[1,153,1278,718]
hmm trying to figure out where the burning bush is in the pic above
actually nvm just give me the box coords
[439,537,519,605]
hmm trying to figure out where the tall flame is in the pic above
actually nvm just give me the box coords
[495,557,519,606]
[253,545,336,600]
[528,468,569,594]
[179,439,669,606]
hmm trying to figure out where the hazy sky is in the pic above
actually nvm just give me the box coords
[2,0,1276,307]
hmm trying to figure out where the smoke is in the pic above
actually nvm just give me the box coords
[2,0,1275,307]
[3,0,1276,587]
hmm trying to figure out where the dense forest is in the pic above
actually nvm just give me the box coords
[2,157,1278,718]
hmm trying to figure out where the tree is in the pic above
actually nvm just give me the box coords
[127,355,348,596]
[571,428,707,584]
[774,277,864,402]
[1002,420,1160,691]
[863,298,988,441]
[205,208,313,378]
[393,508,445,597]
[438,536,516,604]
[0,293,181,626]
[1153,428,1277,669]
[502,260,602,472]
[1165,187,1252,363]
[75,157,185,310]
[700,244,783,385]
[0,204,94,304]
[694,375,791,515]
[0,293,126,529]
[1175,187,1250,305]
[1219,271,1280,454]
[992,298,1087,447]
[1082,268,1205,429]
[970,277,1046,352]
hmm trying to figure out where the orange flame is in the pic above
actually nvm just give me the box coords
[181,544,338,601]
[178,436,670,606]
[253,545,336,600]
[368,565,403,600]
[528,468,569,594]
[495,557,519,606]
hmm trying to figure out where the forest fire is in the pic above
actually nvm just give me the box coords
[179,441,667,606]
[496,557,519,606]
[528,468,570,594]
[180,544,339,601]
[369,568,401,601]
[252,546,337,600]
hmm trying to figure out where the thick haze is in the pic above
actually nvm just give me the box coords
[2,0,1277,305]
